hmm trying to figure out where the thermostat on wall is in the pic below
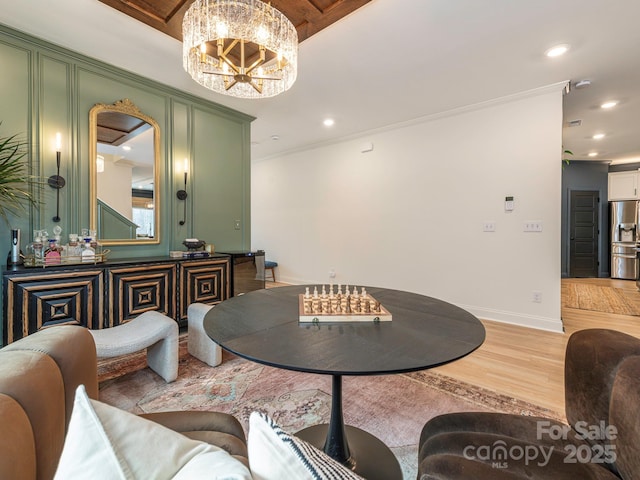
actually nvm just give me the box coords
[505,196,514,212]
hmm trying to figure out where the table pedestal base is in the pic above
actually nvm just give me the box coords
[296,424,402,480]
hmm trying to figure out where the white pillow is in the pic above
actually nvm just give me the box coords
[54,385,252,480]
[248,411,364,480]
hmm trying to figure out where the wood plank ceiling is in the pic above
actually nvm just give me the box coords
[98,0,371,43]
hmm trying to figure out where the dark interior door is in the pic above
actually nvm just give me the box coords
[569,190,599,277]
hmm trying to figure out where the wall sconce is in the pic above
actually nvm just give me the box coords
[177,158,188,226]
[47,132,65,222]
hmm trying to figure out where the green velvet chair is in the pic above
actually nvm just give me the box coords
[418,328,640,479]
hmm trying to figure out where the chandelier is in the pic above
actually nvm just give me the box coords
[182,0,298,99]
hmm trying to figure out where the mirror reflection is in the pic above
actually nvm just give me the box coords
[89,99,160,245]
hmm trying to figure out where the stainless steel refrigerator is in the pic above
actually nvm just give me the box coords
[611,200,639,279]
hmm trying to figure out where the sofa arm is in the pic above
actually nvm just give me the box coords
[0,394,37,480]
[3,325,98,426]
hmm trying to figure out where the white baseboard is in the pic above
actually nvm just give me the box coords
[461,304,564,333]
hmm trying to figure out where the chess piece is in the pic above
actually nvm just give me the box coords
[329,287,336,313]
[344,293,351,313]
[321,297,330,313]
[363,298,371,313]
[350,290,360,313]
[304,298,312,314]
[331,297,340,313]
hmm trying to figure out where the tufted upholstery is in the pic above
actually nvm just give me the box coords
[0,325,248,479]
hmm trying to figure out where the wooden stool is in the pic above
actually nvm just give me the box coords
[265,260,278,282]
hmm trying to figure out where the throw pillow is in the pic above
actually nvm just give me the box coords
[248,411,364,480]
[54,385,252,480]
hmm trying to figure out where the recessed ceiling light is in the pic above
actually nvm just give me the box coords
[122,145,131,151]
[545,44,570,57]
[588,152,598,157]
[323,118,335,127]
[593,133,605,140]
[601,101,618,109]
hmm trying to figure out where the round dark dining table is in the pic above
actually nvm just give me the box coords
[204,284,485,479]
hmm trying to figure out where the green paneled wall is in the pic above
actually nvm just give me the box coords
[192,107,250,250]
[0,24,253,341]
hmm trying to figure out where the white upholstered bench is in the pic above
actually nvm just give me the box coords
[89,310,179,382]
[187,303,222,367]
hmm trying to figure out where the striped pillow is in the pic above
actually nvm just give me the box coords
[248,412,364,480]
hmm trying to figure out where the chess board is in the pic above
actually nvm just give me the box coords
[298,286,392,323]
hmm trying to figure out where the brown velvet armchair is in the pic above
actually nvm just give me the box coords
[418,328,640,479]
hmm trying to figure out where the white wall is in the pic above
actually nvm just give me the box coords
[252,85,564,332]
[97,154,133,220]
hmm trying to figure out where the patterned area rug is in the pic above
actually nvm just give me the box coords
[98,335,563,479]
[563,283,640,315]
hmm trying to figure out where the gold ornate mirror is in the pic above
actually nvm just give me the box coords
[89,99,160,245]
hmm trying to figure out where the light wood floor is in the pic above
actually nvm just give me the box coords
[426,277,640,418]
[268,278,640,419]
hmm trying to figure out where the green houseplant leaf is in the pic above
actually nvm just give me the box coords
[0,129,41,227]
[563,149,573,166]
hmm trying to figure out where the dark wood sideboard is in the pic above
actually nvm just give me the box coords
[2,254,231,345]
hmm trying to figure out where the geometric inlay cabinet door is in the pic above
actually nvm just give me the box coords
[178,258,230,323]
[1,255,232,346]
[2,269,104,344]
[108,262,177,327]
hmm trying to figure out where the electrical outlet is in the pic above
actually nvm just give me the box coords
[483,222,496,232]
[234,220,241,230]
[532,291,542,303]
[329,269,336,278]
[524,222,543,232]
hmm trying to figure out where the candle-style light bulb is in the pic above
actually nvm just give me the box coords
[183,158,188,186]
[55,132,62,152]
